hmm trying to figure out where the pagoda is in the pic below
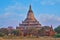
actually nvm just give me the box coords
[16,5,41,30]
[16,5,55,36]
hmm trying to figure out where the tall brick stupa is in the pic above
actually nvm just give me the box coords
[16,5,42,29]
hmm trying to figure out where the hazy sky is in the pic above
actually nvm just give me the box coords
[0,0,60,28]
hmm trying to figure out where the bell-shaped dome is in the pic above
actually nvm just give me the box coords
[26,5,36,21]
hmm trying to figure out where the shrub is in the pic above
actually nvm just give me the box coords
[54,25,60,33]
[0,32,5,37]
[54,34,60,38]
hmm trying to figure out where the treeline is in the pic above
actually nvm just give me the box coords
[0,28,21,37]
[0,25,60,38]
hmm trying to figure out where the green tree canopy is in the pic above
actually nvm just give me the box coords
[54,34,60,38]
[54,25,60,34]
[12,29,20,36]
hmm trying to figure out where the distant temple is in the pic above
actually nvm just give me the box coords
[16,5,55,36]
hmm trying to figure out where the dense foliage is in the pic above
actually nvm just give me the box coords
[54,34,60,38]
[54,25,60,33]
[0,32,5,37]
[0,28,9,37]
[12,29,21,36]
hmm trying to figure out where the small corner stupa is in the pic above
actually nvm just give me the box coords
[16,5,42,29]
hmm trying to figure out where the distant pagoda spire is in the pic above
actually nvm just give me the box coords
[51,25,53,29]
[50,25,53,31]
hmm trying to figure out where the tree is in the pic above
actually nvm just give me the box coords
[0,32,5,37]
[28,27,36,37]
[54,34,60,38]
[0,28,9,35]
[54,25,60,34]
[12,29,20,36]
[38,28,45,36]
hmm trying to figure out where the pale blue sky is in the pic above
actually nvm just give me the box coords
[0,0,60,28]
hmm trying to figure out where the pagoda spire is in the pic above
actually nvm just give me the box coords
[51,25,53,28]
[29,4,32,10]
[28,4,33,12]
[50,25,53,31]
